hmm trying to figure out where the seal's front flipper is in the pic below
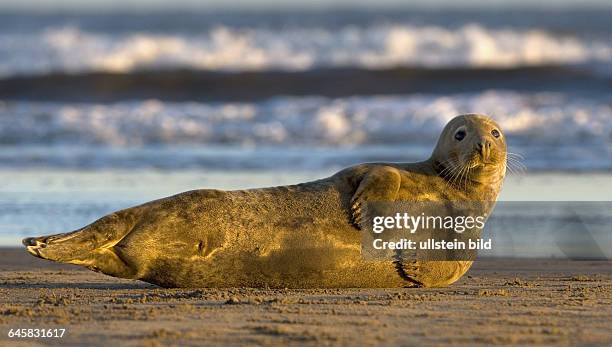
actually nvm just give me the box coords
[350,166,402,229]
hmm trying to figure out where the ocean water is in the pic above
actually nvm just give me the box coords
[1,10,612,75]
[0,9,610,255]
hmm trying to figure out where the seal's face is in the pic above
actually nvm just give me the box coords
[433,114,507,184]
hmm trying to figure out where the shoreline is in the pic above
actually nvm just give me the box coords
[1,248,611,346]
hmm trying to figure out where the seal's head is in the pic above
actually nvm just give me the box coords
[431,114,507,184]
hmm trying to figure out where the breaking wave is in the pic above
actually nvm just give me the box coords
[1,91,610,147]
[1,24,611,76]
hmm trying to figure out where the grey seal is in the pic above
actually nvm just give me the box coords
[23,114,507,288]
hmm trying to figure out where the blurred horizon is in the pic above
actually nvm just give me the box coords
[1,0,612,12]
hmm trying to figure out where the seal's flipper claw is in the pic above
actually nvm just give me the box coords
[22,237,36,246]
[350,166,401,230]
[23,236,53,258]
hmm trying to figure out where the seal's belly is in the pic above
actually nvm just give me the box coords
[141,252,408,288]
[137,218,403,288]
[124,183,403,287]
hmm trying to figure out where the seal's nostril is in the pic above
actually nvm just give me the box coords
[476,140,491,151]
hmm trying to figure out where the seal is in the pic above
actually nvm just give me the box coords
[23,114,507,288]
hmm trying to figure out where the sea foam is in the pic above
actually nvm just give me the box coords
[0,24,611,76]
[0,91,609,147]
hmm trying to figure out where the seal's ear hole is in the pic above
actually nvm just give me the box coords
[454,128,466,141]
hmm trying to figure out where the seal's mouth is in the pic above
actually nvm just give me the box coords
[464,156,492,168]
[464,149,504,168]
[469,160,495,168]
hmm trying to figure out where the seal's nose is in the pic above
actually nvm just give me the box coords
[476,140,491,159]
[476,140,490,150]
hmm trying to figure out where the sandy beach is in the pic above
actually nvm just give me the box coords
[1,248,610,346]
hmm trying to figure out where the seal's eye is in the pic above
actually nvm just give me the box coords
[454,130,466,141]
[491,129,500,138]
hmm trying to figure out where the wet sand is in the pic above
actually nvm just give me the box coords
[0,248,611,346]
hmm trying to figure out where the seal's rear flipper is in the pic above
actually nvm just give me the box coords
[23,230,94,262]
[22,212,138,278]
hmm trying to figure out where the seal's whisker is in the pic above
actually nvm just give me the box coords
[508,161,527,172]
[506,156,527,176]
[443,159,462,187]
[504,161,514,176]
[457,163,468,189]
[506,165,517,176]
[507,155,525,161]
[450,163,467,189]
[464,165,474,189]
[464,166,474,189]
[505,151,527,176]
[507,152,525,159]
[438,158,457,173]
[438,158,462,187]
[459,166,468,189]
[443,164,461,183]
[507,156,527,170]
[438,161,455,178]
[442,168,458,189]
[442,164,457,188]
[506,161,519,176]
